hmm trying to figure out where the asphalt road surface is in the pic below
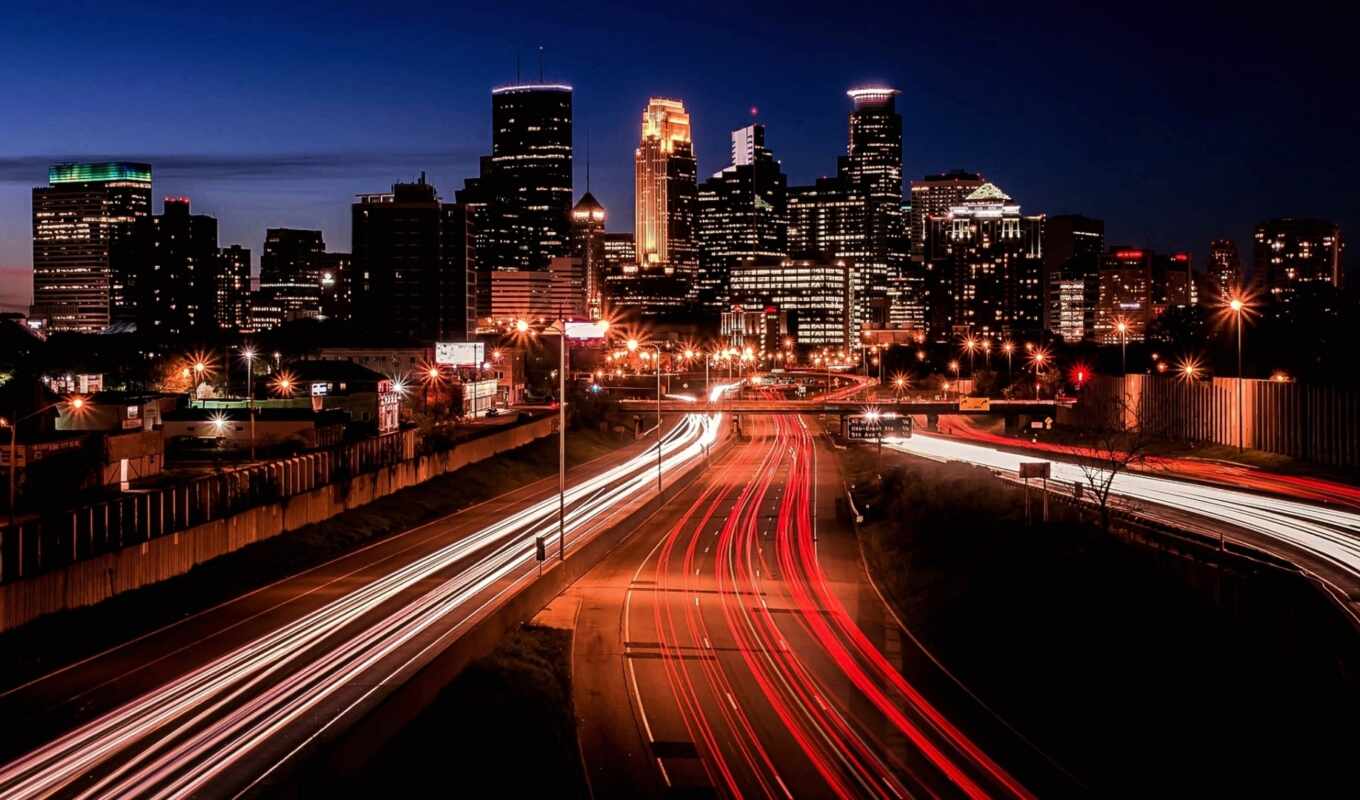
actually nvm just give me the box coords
[0,411,722,799]
[572,408,1073,799]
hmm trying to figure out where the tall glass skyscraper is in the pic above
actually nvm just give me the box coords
[634,98,697,277]
[490,84,574,269]
[697,124,787,310]
[32,162,151,332]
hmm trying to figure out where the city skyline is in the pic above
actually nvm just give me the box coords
[1,2,1356,311]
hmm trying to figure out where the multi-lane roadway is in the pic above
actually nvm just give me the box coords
[571,403,1070,798]
[0,409,724,799]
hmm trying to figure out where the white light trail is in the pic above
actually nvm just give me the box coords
[882,434,1360,579]
[0,388,739,799]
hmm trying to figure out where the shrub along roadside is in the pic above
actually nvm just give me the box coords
[844,447,1359,795]
[0,428,623,690]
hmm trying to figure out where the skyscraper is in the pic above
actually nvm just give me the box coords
[786,88,906,332]
[257,228,326,324]
[1207,239,1241,297]
[216,245,252,332]
[729,256,853,348]
[489,84,573,268]
[923,183,1044,340]
[1043,214,1105,339]
[1096,248,1152,344]
[570,192,606,320]
[130,197,219,337]
[909,170,986,257]
[1253,218,1343,301]
[351,177,476,342]
[634,98,698,278]
[31,162,152,332]
[697,124,788,310]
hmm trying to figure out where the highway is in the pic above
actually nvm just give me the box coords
[881,433,1360,617]
[572,402,1069,798]
[0,407,727,799]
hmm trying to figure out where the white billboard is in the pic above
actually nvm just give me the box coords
[435,341,485,366]
[564,321,609,340]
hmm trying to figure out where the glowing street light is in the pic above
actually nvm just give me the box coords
[1002,341,1015,376]
[1224,292,1254,450]
[627,337,664,492]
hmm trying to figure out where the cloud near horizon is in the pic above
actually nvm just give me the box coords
[0,150,483,184]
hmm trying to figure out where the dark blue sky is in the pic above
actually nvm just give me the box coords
[2,0,1355,311]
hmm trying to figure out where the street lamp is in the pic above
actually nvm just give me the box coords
[1030,348,1050,400]
[1227,295,1249,450]
[948,360,960,399]
[1002,341,1015,377]
[963,336,978,375]
[1115,318,1129,376]
[5,396,89,526]
[627,337,663,493]
[241,347,258,460]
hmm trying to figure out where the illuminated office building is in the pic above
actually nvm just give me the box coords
[1095,248,1153,343]
[570,192,606,319]
[257,228,326,324]
[1207,239,1241,297]
[216,245,252,332]
[923,183,1044,340]
[697,124,788,310]
[1043,214,1104,338]
[909,170,985,256]
[31,162,152,332]
[1253,218,1344,301]
[634,98,697,278]
[729,256,853,347]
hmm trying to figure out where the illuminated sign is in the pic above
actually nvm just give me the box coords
[436,341,485,366]
[564,321,609,340]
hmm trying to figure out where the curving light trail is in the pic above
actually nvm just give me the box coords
[882,434,1360,581]
[0,388,738,799]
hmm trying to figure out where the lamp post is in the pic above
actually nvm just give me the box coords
[5,396,88,526]
[627,338,663,493]
[1230,297,1245,450]
[949,360,960,399]
[241,347,257,460]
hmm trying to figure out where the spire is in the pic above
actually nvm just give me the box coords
[585,129,591,193]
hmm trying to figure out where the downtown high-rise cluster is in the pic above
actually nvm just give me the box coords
[26,82,1346,352]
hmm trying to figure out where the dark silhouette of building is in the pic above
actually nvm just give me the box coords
[317,251,352,321]
[457,83,573,282]
[1253,218,1343,301]
[129,197,219,337]
[257,228,326,326]
[697,124,788,310]
[32,162,152,332]
[217,245,252,332]
[351,176,475,342]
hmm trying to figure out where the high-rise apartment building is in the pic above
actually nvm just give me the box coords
[634,98,698,279]
[351,177,476,341]
[696,124,788,310]
[216,245,252,331]
[1206,239,1241,298]
[31,162,152,332]
[130,197,219,336]
[922,183,1044,340]
[257,228,326,324]
[1253,218,1343,301]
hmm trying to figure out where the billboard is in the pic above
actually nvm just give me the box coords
[436,341,485,366]
[565,321,609,340]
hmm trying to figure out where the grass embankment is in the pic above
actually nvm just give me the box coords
[353,624,588,798]
[0,426,623,689]
[842,445,1359,795]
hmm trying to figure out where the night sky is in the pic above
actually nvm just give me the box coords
[1,0,1355,311]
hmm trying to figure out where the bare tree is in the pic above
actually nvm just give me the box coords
[1075,394,1162,532]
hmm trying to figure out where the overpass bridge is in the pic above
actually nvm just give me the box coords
[617,397,1057,418]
